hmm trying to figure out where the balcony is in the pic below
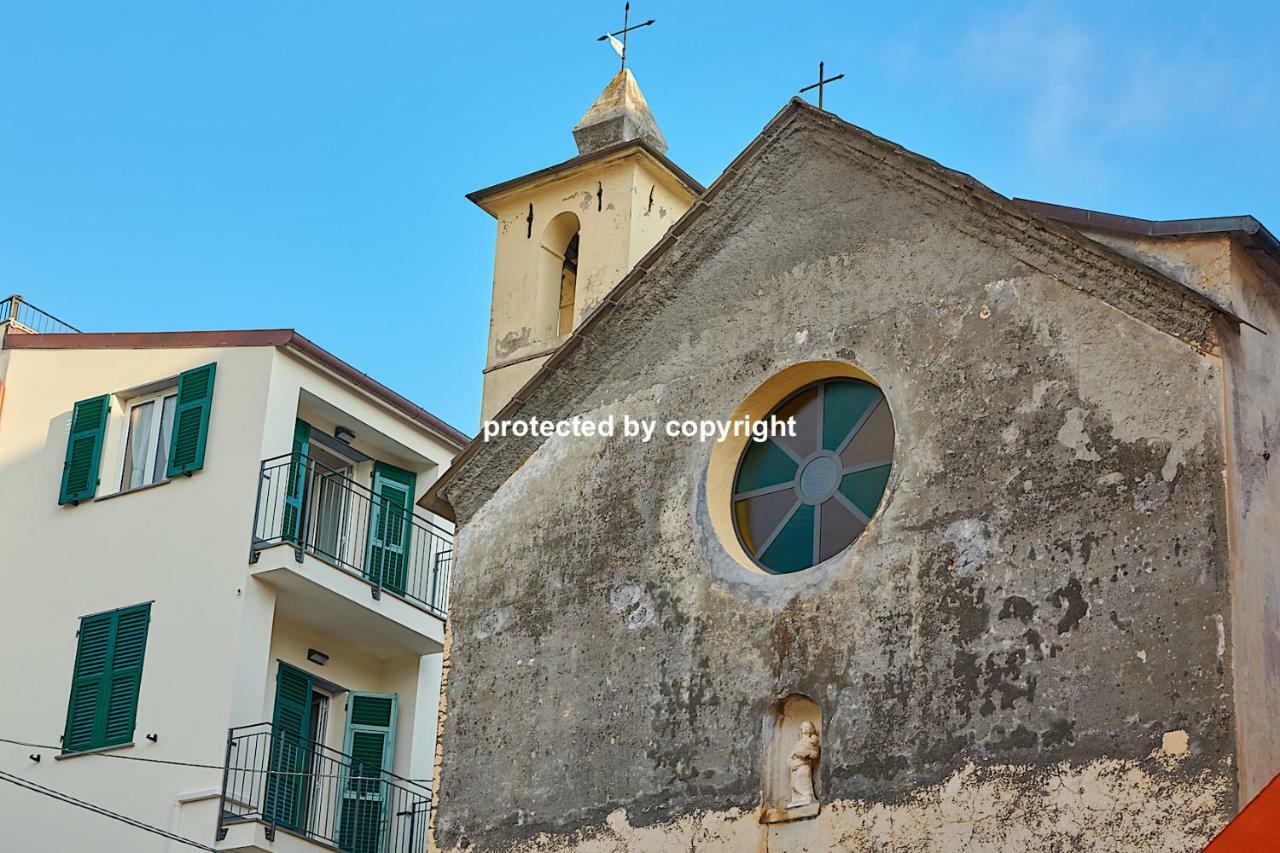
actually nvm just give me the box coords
[216,723,431,853]
[0,294,81,334]
[250,454,452,654]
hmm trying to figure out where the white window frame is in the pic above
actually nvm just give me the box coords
[116,386,178,492]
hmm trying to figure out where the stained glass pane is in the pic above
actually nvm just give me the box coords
[759,503,816,574]
[839,465,892,518]
[840,401,894,468]
[822,380,880,451]
[734,489,798,555]
[818,498,865,562]
[733,377,893,574]
[736,439,798,493]
[773,387,820,460]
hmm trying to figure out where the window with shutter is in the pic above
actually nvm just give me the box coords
[339,693,398,853]
[166,362,216,477]
[59,395,110,505]
[118,387,178,491]
[62,603,151,753]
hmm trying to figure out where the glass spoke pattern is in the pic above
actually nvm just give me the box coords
[733,378,893,574]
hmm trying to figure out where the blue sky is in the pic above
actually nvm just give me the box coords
[2,2,1276,434]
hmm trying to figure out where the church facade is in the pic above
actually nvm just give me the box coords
[427,72,1280,851]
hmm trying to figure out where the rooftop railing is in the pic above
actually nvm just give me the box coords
[0,295,81,334]
[251,453,453,619]
[216,722,431,852]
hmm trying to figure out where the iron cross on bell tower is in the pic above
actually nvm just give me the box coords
[597,2,656,71]
[799,61,845,111]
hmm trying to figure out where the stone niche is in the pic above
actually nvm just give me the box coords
[761,694,822,824]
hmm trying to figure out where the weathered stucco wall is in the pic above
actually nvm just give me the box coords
[435,110,1234,851]
[1065,227,1280,803]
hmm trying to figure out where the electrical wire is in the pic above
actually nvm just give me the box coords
[2,736,430,784]
[0,736,224,770]
[0,769,216,851]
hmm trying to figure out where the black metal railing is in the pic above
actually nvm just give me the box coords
[0,295,81,334]
[251,453,453,619]
[216,723,431,852]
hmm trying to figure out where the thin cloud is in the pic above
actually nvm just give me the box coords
[959,4,1099,169]
[954,3,1276,186]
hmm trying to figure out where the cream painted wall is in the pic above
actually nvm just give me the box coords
[480,354,549,421]
[0,340,458,852]
[0,344,276,853]
[0,325,12,381]
[477,149,697,421]
[265,617,420,756]
[623,157,693,286]
[266,348,459,513]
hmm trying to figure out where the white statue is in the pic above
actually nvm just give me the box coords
[785,721,820,809]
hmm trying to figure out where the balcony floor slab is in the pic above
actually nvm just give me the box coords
[216,820,343,853]
[250,544,445,659]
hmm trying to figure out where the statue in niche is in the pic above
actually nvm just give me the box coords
[761,694,821,824]
[785,720,820,809]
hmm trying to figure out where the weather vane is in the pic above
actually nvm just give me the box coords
[597,2,655,72]
[799,61,844,111]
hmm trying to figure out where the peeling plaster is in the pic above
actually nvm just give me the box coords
[945,519,991,575]
[435,759,1230,853]
[1058,408,1101,462]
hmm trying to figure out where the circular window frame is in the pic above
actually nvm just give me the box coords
[706,361,895,578]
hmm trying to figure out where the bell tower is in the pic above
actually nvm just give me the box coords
[469,69,702,421]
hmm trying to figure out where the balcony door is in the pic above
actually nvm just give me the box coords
[264,663,324,833]
[309,444,355,563]
[338,693,397,853]
[365,463,416,597]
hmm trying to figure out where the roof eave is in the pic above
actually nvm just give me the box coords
[3,328,472,450]
[466,139,704,216]
[281,333,472,449]
[1013,198,1280,265]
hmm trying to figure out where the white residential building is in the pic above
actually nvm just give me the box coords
[0,296,469,853]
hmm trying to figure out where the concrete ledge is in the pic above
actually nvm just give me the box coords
[216,820,337,853]
[760,801,820,824]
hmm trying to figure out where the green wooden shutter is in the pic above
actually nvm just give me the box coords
[282,420,312,544]
[62,603,151,753]
[265,664,314,831]
[103,605,150,745]
[166,362,216,477]
[59,395,110,505]
[365,463,416,596]
[338,693,397,853]
[62,613,113,752]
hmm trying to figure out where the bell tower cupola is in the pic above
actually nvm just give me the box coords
[469,70,702,421]
[572,68,668,155]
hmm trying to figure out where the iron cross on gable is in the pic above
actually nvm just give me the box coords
[799,61,845,111]
[597,2,655,71]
